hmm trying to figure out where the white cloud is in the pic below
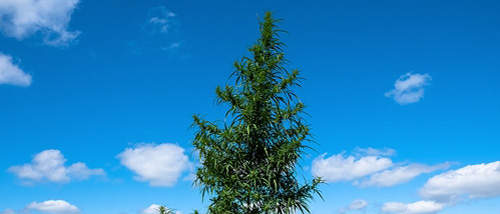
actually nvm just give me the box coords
[379,161,500,214]
[419,161,500,203]
[0,53,32,86]
[117,143,192,187]
[8,149,105,184]
[385,72,431,105]
[141,204,182,214]
[382,201,444,214]
[312,152,393,182]
[26,200,80,214]
[359,163,450,187]
[313,148,450,188]
[0,0,80,46]
[1,209,15,214]
[338,199,368,213]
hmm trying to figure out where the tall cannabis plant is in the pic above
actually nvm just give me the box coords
[192,11,322,214]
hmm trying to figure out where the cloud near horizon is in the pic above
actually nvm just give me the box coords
[385,72,431,105]
[26,200,80,214]
[0,0,80,46]
[8,149,105,185]
[382,200,444,214]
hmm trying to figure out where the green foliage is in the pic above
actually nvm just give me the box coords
[192,11,323,214]
[158,206,176,214]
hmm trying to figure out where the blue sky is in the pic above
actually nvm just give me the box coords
[1,0,499,213]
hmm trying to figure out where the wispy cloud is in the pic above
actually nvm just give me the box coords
[117,143,193,187]
[385,72,432,105]
[0,53,32,86]
[354,147,396,157]
[358,163,451,187]
[129,6,183,54]
[0,0,81,46]
[8,150,105,185]
[148,10,177,34]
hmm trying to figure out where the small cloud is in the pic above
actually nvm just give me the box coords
[385,72,431,105]
[0,53,32,86]
[358,163,450,187]
[419,161,500,203]
[117,143,193,187]
[25,200,80,214]
[312,151,394,182]
[8,149,105,185]
[381,200,444,214]
[338,199,369,213]
[0,0,81,46]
